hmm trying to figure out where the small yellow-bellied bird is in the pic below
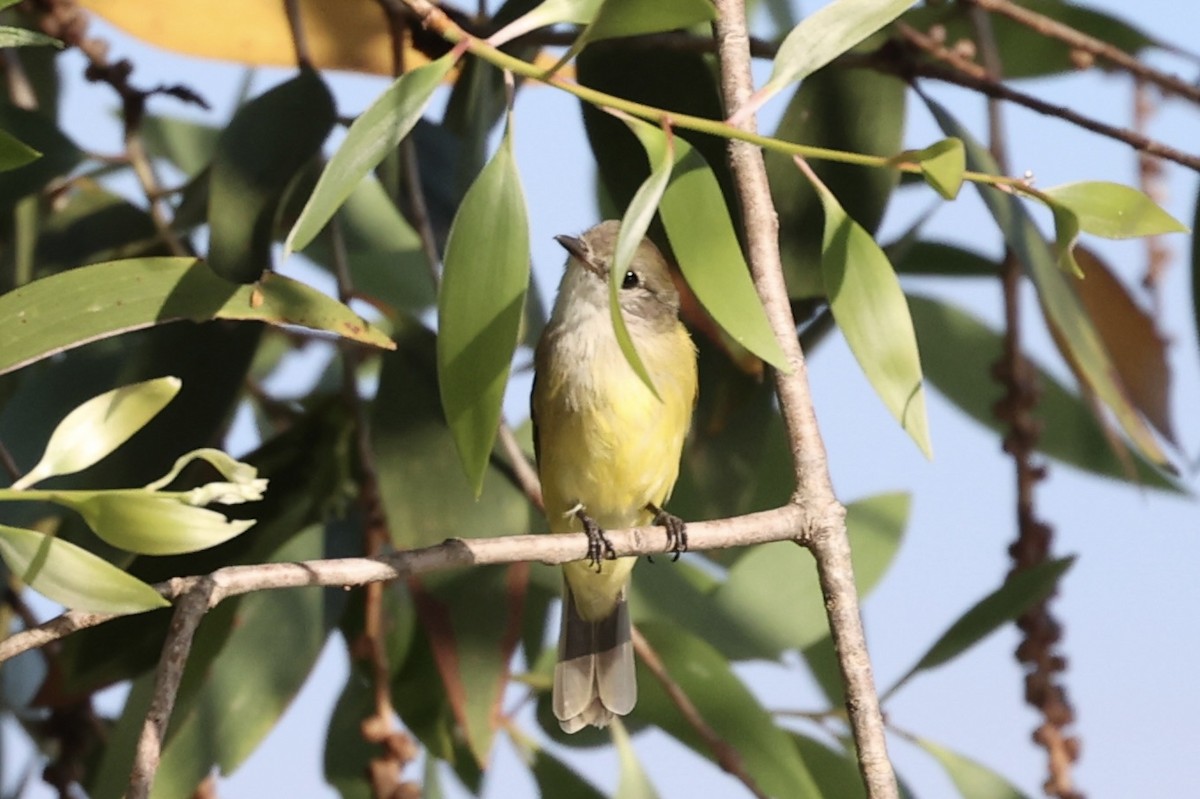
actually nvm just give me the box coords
[532,221,698,732]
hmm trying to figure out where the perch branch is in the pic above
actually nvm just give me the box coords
[0,508,804,665]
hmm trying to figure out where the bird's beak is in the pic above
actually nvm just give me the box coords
[555,234,603,277]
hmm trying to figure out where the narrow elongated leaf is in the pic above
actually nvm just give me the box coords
[0,523,168,613]
[611,115,677,398]
[437,115,529,494]
[642,130,789,370]
[1070,248,1176,445]
[0,27,61,48]
[636,622,821,797]
[890,240,997,277]
[531,748,607,799]
[140,115,221,177]
[0,104,82,206]
[582,0,714,44]
[374,322,531,550]
[170,525,334,775]
[908,294,1178,491]
[928,99,1169,468]
[13,377,180,489]
[919,738,1033,799]
[888,558,1074,695]
[613,720,661,799]
[1041,181,1187,239]
[901,0,1158,80]
[744,0,916,117]
[208,68,335,282]
[286,51,458,255]
[0,257,394,376]
[489,0,601,47]
[555,0,716,63]
[53,490,255,555]
[0,127,39,172]
[766,65,906,298]
[711,492,909,658]
[799,157,932,457]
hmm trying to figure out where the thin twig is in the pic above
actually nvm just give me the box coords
[283,0,313,69]
[0,507,804,665]
[708,2,894,798]
[496,422,544,511]
[632,628,769,799]
[127,582,214,799]
[967,0,1200,105]
[884,24,1200,173]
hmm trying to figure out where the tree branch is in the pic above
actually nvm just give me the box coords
[127,583,214,799]
[0,508,803,665]
[709,2,895,797]
[967,0,1200,105]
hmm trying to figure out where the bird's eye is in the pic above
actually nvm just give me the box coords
[621,270,640,289]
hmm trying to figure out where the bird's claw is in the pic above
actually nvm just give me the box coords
[575,508,616,572]
[647,503,688,562]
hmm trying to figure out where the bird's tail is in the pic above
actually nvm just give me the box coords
[552,581,636,733]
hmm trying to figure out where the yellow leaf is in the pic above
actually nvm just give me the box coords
[80,0,436,75]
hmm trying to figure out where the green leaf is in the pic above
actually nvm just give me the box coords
[749,0,916,116]
[908,294,1179,491]
[0,127,39,172]
[901,0,1158,80]
[12,377,181,489]
[183,525,335,774]
[140,115,221,177]
[635,621,821,797]
[373,321,532,550]
[489,0,603,47]
[52,490,255,555]
[423,566,524,768]
[766,65,907,298]
[918,738,1033,799]
[0,104,82,206]
[650,134,789,370]
[612,115,677,398]
[710,492,910,658]
[0,257,394,376]
[437,115,529,494]
[890,240,997,277]
[888,557,1074,696]
[612,720,661,799]
[286,51,458,255]
[791,734,866,799]
[531,748,607,799]
[325,663,377,799]
[1041,181,1188,240]
[0,523,168,613]
[891,138,965,200]
[928,98,1170,469]
[208,68,336,283]
[0,26,61,49]
[305,173,436,314]
[555,0,716,64]
[800,157,932,458]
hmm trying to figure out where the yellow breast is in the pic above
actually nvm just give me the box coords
[533,317,697,534]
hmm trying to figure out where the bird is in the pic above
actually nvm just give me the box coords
[531,220,698,733]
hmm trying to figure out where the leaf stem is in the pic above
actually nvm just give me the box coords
[398,0,1030,193]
